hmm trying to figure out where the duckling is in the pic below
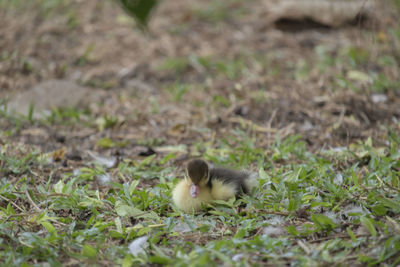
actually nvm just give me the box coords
[172,159,258,213]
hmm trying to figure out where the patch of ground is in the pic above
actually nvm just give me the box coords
[1,1,400,265]
[0,0,399,174]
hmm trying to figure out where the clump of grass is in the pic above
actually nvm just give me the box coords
[165,83,190,102]
[1,131,399,266]
[192,0,249,24]
[158,55,249,80]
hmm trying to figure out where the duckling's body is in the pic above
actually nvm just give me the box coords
[172,159,258,213]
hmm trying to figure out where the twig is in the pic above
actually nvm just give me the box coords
[297,240,311,255]
[380,178,400,192]
[228,117,278,133]
[267,108,278,128]
[266,108,278,141]
[3,212,40,223]
[149,223,167,228]
[278,123,295,139]
[48,218,67,227]
[260,210,290,216]
[359,111,370,125]
[19,240,34,248]
[333,106,346,129]
[47,193,73,197]
[221,100,248,118]
[5,212,39,217]
[0,194,25,212]
[25,190,43,212]
[12,191,72,197]
[118,171,129,183]
[308,233,369,243]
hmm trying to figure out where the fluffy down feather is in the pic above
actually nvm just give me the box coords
[172,159,258,213]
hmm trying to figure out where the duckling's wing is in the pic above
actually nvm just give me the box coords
[209,167,250,194]
[210,179,237,200]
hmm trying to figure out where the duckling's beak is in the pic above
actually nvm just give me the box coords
[190,184,200,198]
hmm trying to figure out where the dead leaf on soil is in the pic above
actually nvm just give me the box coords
[168,123,187,137]
[52,147,66,162]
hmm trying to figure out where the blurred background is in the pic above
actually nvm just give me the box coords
[0,0,399,159]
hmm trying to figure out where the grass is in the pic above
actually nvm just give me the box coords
[1,0,78,23]
[314,40,400,93]
[1,130,400,266]
[192,0,249,24]
[1,0,400,266]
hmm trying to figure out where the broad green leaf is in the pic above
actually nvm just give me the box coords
[160,153,177,165]
[34,213,59,225]
[41,221,56,234]
[311,214,337,230]
[372,205,387,216]
[115,217,123,233]
[115,201,159,220]
[122,254,135,267]
[360,216,377,237]
[115,202,143,217]
[129,180,140,195]
[258,167,268,180]
[78,197,103,208]
[234,228,247,238]
[137,154,156,167]
[109,230,125,239]
[365,137,373,147]
[0,211,6,219]
[6,203,15,215]
[286,225,299,236]
[149,255,171,264]
[82,244,97,258]
[96,137,115,148]
[346,227,357,242]
[310,202,332,208]
[118,0,159,29]
[53,180,64,194]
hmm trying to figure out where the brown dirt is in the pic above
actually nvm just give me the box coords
[1,0,399,163]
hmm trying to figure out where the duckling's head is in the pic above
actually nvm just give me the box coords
[186,159,209,198]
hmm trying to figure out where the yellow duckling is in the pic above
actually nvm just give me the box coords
[172,159,258,213]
